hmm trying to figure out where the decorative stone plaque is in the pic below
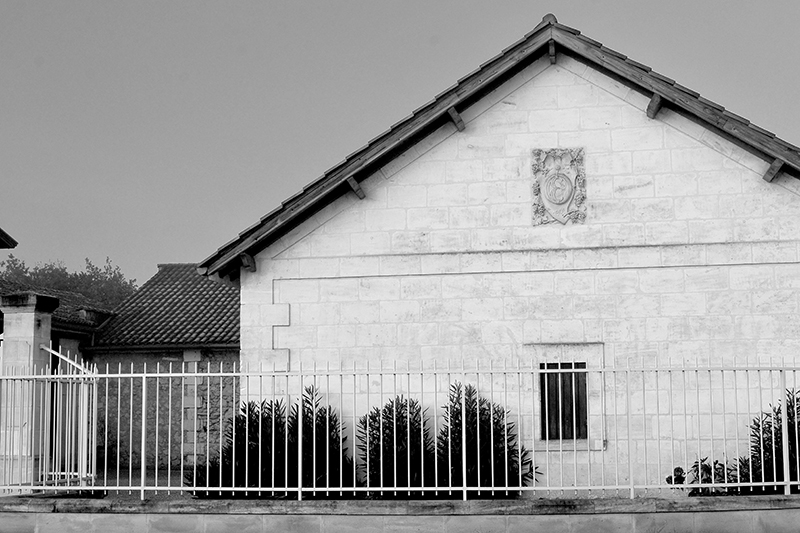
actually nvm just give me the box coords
[532,148,586,225]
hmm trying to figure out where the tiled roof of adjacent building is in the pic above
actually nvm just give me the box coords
[94,263,239,348]
[198,13,800,281]
[0,279,114,331]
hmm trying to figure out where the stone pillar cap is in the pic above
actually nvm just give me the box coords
[0,292,59,314]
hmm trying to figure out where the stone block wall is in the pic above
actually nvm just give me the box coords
[239,54,800,490]
[92,350,239,472]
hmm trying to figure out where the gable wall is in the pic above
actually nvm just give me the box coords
[241,54,800,371]
[236,54,800,487]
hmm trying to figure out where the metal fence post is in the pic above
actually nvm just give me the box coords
[781,369,791,495]
[140,371,147,500]
[297,362,303,501]
[461,383,467,501]
[625,361,634,499]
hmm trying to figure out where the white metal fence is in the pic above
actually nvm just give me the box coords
[0,345,96,493]
[3,357,800,500]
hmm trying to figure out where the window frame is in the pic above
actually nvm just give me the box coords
[539,361,588,441]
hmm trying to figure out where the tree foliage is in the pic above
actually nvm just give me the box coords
[357,395,436,498]
[667,389,800,495]
[0,254,137,309]
[188,386,355,499]
[437,383,534,498]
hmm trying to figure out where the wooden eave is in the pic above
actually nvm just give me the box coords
[198,25,555,279]
[85,343,239,354]
[0,227,17,249]
[199,15,800,280]
[549,28,800,174]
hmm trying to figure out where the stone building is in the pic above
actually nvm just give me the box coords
[87,263,239,469]
[196,14,800,489]
[200,12,800,379]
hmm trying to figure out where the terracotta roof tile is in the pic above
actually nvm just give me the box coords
[94,263,238,347]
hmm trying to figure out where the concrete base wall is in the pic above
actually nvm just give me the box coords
[2,497,800,533]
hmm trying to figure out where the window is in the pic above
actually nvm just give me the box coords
[540,362,588,440]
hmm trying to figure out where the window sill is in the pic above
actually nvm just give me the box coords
[533,439,606,452]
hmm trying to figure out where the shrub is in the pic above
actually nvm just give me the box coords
[665,458,728,496]
[186,398,288,498]
[666,389,800,495]
[357,396,436,498]
[187,386,354,498]
[732,389,800,494]
[436,382,534,498]
[288,385,356,496]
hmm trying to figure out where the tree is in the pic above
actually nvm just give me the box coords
[437,383,534,498]
[0,254,137,309]
[357,395,436,498]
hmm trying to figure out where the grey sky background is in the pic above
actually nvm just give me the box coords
[1,1,798,285]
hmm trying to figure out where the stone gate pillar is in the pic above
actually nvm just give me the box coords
[0,292,58,490]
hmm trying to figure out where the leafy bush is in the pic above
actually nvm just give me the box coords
[289,385,356,495]
[732,389,800,494]
[187,386,354,498]
[665,458,728,496]
[436,382,534,498]
[357,396,436,498]
[186,398,287,498]
[667,389,800,495]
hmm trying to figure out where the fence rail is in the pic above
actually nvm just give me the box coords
[3,358,800,500]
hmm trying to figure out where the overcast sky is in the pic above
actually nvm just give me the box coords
[1,1,798,285]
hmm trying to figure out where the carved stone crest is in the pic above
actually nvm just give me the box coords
[532,148,586,225]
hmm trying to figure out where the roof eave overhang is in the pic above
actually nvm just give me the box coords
[85,342,240,354]
[550,28,800,176]
[0,228,17,249]
[198,26,557,279]
[199,18,800,280]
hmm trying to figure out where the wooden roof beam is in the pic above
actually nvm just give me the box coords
[346,176,366,199]
[447,107,466,132]
[646,94,663,119]
[763,158,784,183]
[239,253,257,273]
[549,40,556,64]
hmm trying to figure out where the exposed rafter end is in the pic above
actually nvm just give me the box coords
[447,107,465,132]
[346,176,366,199]
[646,94,663,119]
[763,159,784,183]
[239,253,257,272]
[549,40,556,64]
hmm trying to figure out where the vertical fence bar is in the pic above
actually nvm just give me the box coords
[625,360,634,498]
[794,368,800,495]
[140,367,147,499]
[732,367,741,489]
[352,360,357,496]
[488,360,494,495]
[640,365,647,495]
[297,360,303,501]
[339,363,344,496]
[245,361,250,494]
[432,359,439,496]
[460,366,467,501]
[516,367,522,493]
[720,368,728,488]
[503,360,509,495]
[154,364,160,493]
[781,368,791,495]
[167,362,172,491]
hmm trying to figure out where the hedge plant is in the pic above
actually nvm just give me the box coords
[436,382,534,498]
[667,389,800,495]
[187,386,354,498]
[356,395,436,498]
